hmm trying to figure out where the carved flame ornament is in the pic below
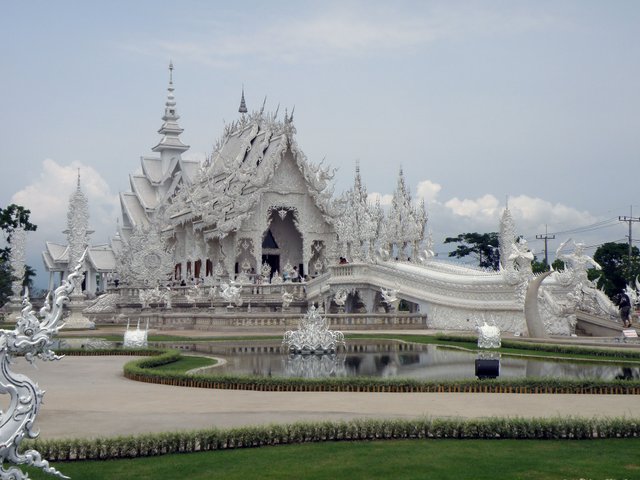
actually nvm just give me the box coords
[0,255,87,479]
[283,306,345,354]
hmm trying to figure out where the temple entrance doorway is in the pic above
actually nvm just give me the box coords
[264,207,303,276]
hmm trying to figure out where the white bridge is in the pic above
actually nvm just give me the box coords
[306,259,623,337]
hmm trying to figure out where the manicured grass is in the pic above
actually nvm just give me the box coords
[24,438,640,480]
[349,333,640,364]
[146,355,216,373]
[58,334,282,342]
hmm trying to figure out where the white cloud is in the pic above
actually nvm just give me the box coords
[445,194,500,219]
[416,179,442,203]
[507,195,598,232]
[368,192,393,207]
[11,159,119,235]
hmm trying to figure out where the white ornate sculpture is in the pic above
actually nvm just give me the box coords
[260,261,272,281]
[65,173,90,295]
[271,270,283,285]
[283,260,294,282]
[123,318,149,348]
[282,289,294,309]
[116,223,174,287]
[283,305,345,353]
[139,286,172,309]
[385,168,427,261]
[9,225,26,300]
[554,239,617,319]
[477,322,501,349]
[220,280,243,307]
[380,286,399,310]
[498,204,517,270]
[0,257,86,479]
[333,289,348,307]
[624,278,640,307]
[184,284,204,304]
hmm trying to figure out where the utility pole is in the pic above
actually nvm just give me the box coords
[536,225,555,268]
[618,206,640,281]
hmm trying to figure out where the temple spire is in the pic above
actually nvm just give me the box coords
[152,62,189,164]
[238,86,248,114]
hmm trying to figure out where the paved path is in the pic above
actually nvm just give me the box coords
[18,356,639,440]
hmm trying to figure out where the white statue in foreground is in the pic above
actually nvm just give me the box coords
[0,257,87,479]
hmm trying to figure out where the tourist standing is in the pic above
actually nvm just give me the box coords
[618,291,632,328]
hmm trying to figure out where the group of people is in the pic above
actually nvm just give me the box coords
[283,266,302,282]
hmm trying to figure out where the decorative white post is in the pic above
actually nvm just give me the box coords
[6,225,27,317]
[9,225,26,301]
[62,172,94,329]
[0,255,87,479]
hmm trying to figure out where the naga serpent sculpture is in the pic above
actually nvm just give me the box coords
[523,270,554,339]
[0,254,86,479]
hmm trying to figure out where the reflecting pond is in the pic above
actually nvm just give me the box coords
[189,340,640,380]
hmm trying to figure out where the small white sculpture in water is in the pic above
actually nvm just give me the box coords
[283,305,345,354]
[477,322,501,349]
[0,256,87,479]
[123,318,149,348]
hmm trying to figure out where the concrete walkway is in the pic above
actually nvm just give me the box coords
[19,356,640,440]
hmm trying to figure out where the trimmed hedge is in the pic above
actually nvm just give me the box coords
[432,334,640,360]
[123,352,640,394]
[25,417,640,462]
[59,348,167,357]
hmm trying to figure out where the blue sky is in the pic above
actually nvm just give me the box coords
[1,1,639,289]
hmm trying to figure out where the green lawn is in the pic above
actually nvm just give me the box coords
[146,355,216,372]
[24,438,640,480]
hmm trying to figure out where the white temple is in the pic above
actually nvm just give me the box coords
[41,63,627,337]
[42,173,116,296]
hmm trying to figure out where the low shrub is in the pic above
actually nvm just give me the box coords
[25,417,640,462]
[123,351,640,394]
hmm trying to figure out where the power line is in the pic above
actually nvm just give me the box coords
[547,217,619,236]
[619,205,640,281]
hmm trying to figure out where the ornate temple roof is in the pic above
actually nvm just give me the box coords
[118,64,195,235]
[164,105,336,238]
[41,241,116,273]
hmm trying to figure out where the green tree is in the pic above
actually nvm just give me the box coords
[589,242,640,299]
[444,232,500,270]
[0,204,37,306]
[531,256,549,273]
